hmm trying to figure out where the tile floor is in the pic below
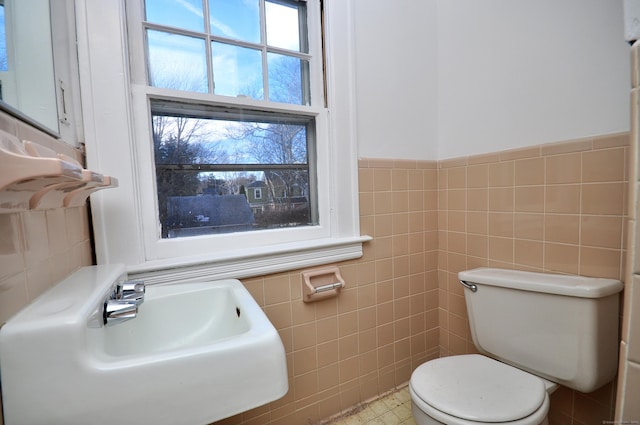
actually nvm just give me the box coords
[323,386,417,425]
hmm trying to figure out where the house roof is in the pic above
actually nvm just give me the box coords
[166,194,255,232]
[247,181,267,188]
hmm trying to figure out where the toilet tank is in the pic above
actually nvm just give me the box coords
[458,268,623,393]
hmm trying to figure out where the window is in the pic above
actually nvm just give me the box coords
[144,0,311,105]
[151,101,318,238]
[137,0,318,239]
[77,0,366,281]
[0,2,6,74]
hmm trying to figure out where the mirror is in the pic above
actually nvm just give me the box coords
[0,0,59,135]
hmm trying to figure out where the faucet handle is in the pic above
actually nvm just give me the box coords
[119,280,145,304]
[103,300,138,326]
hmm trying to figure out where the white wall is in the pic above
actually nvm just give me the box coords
[353,0,439,160]
[438,0,629,159]
[353,0,630,160]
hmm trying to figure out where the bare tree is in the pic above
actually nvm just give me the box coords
[225,121,307,202]
[153,114,230,236]
[268,55,306,105]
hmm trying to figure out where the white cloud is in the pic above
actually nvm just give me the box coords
[241,0,259,12]
[265,2,299,51]
[210,17,240,40]
[175,0,204,19]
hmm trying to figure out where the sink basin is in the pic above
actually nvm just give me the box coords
[90,282,252,357]
[0,265,288,425]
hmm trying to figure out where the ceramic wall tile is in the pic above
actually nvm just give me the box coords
[628,275,640,363]
[617,361,640,421]
[0,273,28,324]
[0,214,24,280]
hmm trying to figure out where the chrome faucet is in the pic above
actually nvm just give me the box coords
[103,280,145,326]
[117,280,145,305]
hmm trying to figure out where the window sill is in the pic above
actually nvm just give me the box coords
[127,235,372,284]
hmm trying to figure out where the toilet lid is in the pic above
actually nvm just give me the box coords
[411,354,547,422]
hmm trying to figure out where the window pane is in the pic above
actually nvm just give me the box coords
[147,30,208,93]
[212,41,263,99]
[0,5,7,72]
[265,1,303,52]
[209,0,260,44]
[268,53,309,105]
[151,106,317,238]
[145,0,204,32]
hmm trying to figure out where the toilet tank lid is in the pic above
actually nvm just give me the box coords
[458,268,623,298]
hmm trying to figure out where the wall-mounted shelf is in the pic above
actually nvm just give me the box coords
[0,130,117,213]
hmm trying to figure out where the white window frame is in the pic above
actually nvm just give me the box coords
[76,0,368,284]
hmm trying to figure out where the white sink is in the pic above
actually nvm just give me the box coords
[0,265,288,425]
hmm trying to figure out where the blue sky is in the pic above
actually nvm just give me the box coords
[145,0,301,99]
[146,0,307,166]
[145,0,298,48]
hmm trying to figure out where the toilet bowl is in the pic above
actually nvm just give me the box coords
[409,268,623,425]
[409,355,555,425]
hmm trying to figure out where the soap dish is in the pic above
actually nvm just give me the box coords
[0,131,118,212]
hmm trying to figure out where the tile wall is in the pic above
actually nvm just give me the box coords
[215,159,441,425]
[615,40,640,421]
[0,110,92,326]
[437,133,628,425]
[217,132,629,425]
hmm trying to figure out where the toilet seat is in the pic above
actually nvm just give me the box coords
[410,354,550,425]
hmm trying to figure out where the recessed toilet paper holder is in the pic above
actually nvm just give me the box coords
[302,266,345,302]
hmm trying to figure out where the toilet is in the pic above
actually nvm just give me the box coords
[409,268,623,425]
